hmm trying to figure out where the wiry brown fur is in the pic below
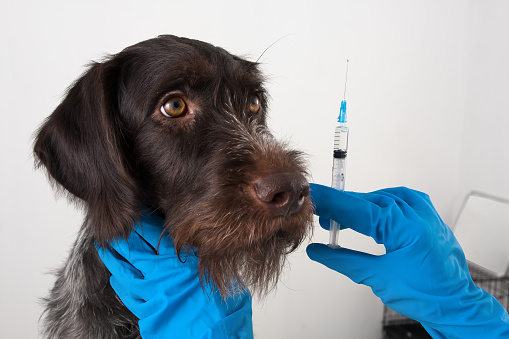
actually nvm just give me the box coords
[34,35,312,338]
[170,118,313,296]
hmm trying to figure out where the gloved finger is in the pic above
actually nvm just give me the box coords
[318,216,330,230]
[109,275,146,305]
[306,243,381,286]
[371,188,434,218]
[135,211,173,254]
[110,276,156,320]
[373,188,446,237]
[375,187,446,224]
[374,187,431,208]
[310,183,397,245]
[96,245,144,280]
[109,230,177,277]
[318,216,348,231]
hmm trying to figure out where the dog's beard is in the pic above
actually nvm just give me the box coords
[168,194,314,298]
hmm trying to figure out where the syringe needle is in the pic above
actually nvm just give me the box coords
[343,59,349,100]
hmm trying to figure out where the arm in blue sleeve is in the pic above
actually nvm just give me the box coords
[307,183,509,338]
[96,211,253,339]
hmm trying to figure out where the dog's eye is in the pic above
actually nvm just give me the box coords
[160,97,187,117]
[249,95,261,113]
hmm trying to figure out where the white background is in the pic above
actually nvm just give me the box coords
[1,1,508,338]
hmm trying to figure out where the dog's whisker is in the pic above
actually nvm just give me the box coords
[256,34,295,63]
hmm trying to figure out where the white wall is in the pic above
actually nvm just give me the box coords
[0,1,507,338]
[455,0,509,216]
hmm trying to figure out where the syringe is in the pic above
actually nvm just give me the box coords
[329,61,349,248]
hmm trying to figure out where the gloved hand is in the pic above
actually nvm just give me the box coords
[307,183,509,339]
[95,211,253,339]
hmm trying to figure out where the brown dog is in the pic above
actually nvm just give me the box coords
[34,35,313,338]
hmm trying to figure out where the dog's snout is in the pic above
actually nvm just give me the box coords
[252,172,309,217]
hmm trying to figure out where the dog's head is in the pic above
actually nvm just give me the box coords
[34,35,313,296]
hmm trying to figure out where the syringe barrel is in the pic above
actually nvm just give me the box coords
[331,156,346,191]
[333,125,349,153]
[329,125,348,248]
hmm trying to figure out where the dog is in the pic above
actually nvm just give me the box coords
[34,35,313,338]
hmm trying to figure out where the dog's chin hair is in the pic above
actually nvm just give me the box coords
[168,197,314,299]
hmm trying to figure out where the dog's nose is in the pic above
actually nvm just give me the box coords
[252,172,309,217]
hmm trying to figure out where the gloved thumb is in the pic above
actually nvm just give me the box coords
[306,243,381,286]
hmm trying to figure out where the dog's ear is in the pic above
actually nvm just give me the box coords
[34,60,140,245]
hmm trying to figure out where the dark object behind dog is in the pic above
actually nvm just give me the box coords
[34,35,313,338]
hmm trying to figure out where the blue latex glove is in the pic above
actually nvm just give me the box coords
[307,183,509,338]
[96,211,253,339]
